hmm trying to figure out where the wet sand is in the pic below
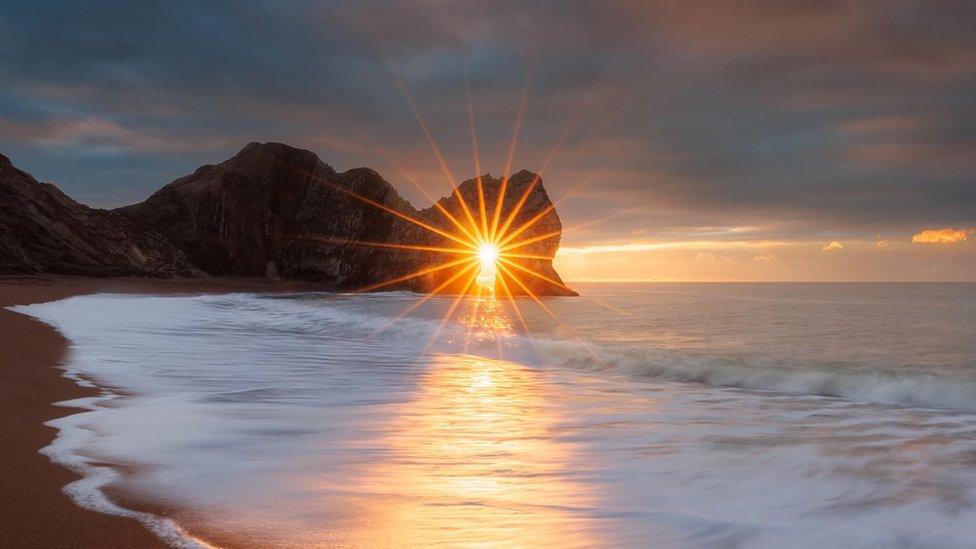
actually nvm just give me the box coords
[0,276,320,548]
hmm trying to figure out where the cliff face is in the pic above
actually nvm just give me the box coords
[1,143,575,295]
[117,142,409,287]
[0,152,198,277]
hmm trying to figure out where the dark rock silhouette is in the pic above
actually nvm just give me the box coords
[118,142,406,286]
[0,152,199,277]
[1,143,575,295]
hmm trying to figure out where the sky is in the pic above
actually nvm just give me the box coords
[1,1,974,281]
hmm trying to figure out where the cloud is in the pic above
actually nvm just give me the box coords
[557,239,790,256]
[837,116,932,135]
[554,235,976,283]
[821,241,843,251]
[0,116,234,154]
[694,252,733,263]
[0,0,974,250]
[911,227,974,244]
[875,236,888,248]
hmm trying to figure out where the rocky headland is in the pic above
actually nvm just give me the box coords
[0,142,574,296]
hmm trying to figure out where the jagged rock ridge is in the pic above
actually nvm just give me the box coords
[0,143,575,296]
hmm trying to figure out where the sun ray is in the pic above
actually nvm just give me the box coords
[497,264,610,367]
[430,203,480,244]
[353,256,475,293]
[476,178,489,242]
[294,235,470,255]
[394,75,483,241]
[495,173,540,245]
[273,159,476,250]
[581,295,633,317]
[560,208,642,237]
[493,269,542,357]
[299,105,483,247]
[494,117,577,243]
[497,255,623,317]
[499,230,562,253]
[496,262,558,322]
[421,267,480,353]
[331,184,475,250]
[495,269,531,333]
[497,204,555,248]
[503,79,530,188]
[453,185,484,243]
[495,171,600,249]
[489,175,508,243]
[380,260,481,329]
[459,308,479,355]
[497,257,575,294]
[464,68,490,240]
[497,263,608,369]
[498,251,553,261]
[490,78,530,242]
[459,290,484,355]
[374,149,481,244]
[552,170,602,205]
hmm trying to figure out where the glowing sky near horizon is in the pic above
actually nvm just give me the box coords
[0,1,973,281]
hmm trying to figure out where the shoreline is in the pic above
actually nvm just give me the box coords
[6,277,975,546]
[0,276,322,548]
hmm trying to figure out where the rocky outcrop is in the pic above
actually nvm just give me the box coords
[117,142,408,287]
[386,170,572,295]
[0,152,199,277]
[1,143,575,295]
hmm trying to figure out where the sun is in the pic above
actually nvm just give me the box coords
[477,243,499,268]
[475,243,499,291]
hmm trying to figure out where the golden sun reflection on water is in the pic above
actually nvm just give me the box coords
[350,353,598,547]
[318,300,598,547]
[458,294,515,340]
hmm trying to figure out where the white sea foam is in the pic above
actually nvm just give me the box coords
[41,384,214,548]
[11,283,976,547]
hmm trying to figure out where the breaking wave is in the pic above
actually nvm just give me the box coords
[532,338,976,412]
[194,292,976,413]
[245,292,976,413]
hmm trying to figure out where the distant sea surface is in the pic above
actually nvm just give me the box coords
[16,282,976,548]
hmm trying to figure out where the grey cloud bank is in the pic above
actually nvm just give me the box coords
[1,0,974,246]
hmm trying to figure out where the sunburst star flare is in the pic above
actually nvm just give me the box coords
[366,169,577,297]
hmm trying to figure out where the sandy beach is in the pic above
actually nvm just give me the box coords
[0,276,319,548]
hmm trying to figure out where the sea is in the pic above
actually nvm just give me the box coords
[13,282,976,548]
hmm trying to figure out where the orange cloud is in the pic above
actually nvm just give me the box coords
[557,239,790,256]
[694,252,731,263]
[821,241,843,251]
[752,254,776,262]
[911,227,973,244]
